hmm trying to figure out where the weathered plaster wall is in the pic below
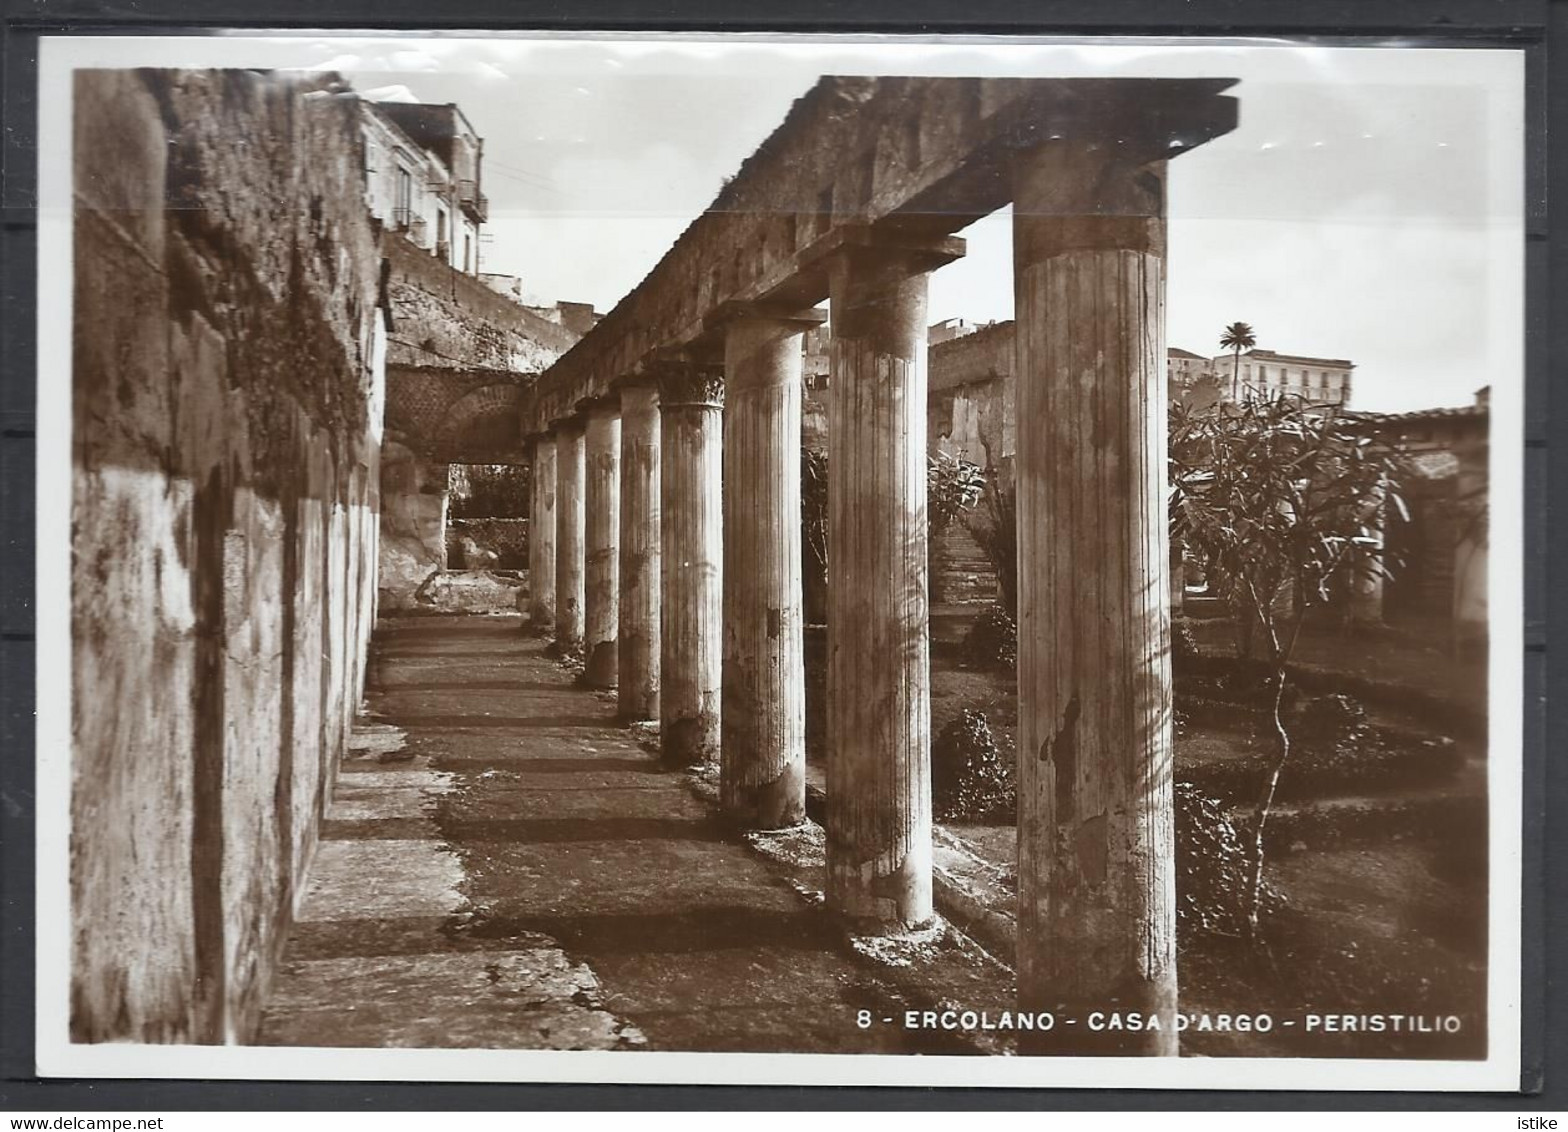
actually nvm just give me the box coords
[377,440,448,610]
[927,320,1015,474]
[71,69,384,1044]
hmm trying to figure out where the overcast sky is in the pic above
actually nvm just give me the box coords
[59,35,1526,412]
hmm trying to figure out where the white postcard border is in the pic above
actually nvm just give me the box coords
[32,31,1528,1092]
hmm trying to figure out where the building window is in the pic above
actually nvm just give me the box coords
[394,166,413,228]
[464,233,472,274]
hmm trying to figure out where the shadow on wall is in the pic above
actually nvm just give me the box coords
[70,68,385,1044]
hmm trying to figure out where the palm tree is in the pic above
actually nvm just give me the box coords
[1219,321,1256,402]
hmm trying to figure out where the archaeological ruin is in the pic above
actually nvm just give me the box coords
[67,63,1492,1063]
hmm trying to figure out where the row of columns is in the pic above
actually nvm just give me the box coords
[526,248,939,933]
[526,147,1176,1052]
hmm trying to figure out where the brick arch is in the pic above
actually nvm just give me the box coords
[432,382,527,464]
[383,365,534,464]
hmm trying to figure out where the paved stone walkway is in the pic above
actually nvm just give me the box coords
[257,614,1011,1053]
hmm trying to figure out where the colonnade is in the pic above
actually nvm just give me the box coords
[524,139,1188,1054]
[526,235,963,933]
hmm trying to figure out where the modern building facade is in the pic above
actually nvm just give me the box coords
[360,95,488,276]
[1209,346,1355,406]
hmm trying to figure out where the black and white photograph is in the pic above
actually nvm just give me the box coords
[32,31,1525,1089]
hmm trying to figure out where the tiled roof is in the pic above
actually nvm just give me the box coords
[1368,404,1488,425]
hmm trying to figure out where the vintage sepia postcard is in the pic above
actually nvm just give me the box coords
[32,31,1526,1090]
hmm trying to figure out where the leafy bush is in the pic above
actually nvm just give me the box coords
[932,709,1016,822]
[1172,617,1201,665]
[928,450,986,532]
[1176,782,1283,937]
[962,603,1018,671]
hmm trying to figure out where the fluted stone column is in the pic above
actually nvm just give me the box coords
[1012,141,1176,1054]
[658,362,724,767]
[553,415,587,652]
[583,399,622,686]
[528,434,558,633]
[617,378,662,721]
[720,311,818,829]
[824,239,958,931]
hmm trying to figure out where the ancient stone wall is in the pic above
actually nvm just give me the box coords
[71,69,384,1044]
[377,240,578,610]
[384,235,577,371]
[378,440,449,610]
[927,320,1015,474]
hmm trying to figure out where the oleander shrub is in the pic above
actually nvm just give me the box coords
[928,450,987,532]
